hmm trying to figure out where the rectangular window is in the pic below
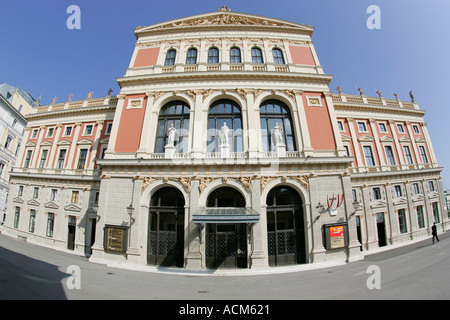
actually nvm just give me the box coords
[428,181,435,192]
[4,135,12,149]
[46,213,55,237]
[24,150,33,168]
[14,207,20,228]
[403,146,413,164]
[413,183,420,195]
[433,202,440,223]
[344,145,350,157]
[106,123,113,135]
[378,122,387,133]
[39,150,48,168]
[71,191,79,203]
[64,126,73,137]
[50,189,57,201]
[29,209,36,233]
[417,206,425,229]
[84,125,93,135]
[357,122,367,132]
[363,146,375,166]
[338,121,344,131]
[413,125,420,134]
[384,146,396,165]
[57,149,67,169]
[33,187,39,199]
[373,187,382,200]
[18,185,23,196]
[46,128,54,138]
[398,209,407,234]
[77,149,88,169]
[419,146,428,163]
[394,185,402,197]
[397,124,405,133]
[31,129,38,139]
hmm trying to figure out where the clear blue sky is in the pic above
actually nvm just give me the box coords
[1,0,449,188]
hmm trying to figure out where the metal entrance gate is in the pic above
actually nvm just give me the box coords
[267,206,306,266]
[206,223,247,268]
[148,210,184,267]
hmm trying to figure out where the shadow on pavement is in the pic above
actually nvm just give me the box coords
[0,245,68,300]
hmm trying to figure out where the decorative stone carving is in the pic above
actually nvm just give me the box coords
[176,177,192,193]
[293,175,309,191]
[141,177,157,193]
[238,176,253,193]
[198,177,217,193]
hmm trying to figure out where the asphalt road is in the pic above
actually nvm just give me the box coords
[1,231,449,302]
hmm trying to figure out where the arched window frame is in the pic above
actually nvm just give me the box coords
[230,47,242,64]
[164,49,177,66]
[208,47,219,64]
[259,100,297,152]
[207,99,243,153]
[272,48,285,65]
[154,101,190,154]
[186,48,198,65]
[251,47,264,64]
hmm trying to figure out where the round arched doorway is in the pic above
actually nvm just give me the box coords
[148,187,185,267]
[266,186,306,266]
[205,187,247,268]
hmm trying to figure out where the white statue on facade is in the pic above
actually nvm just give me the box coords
[271,121,285,147]
[166,123,177,147]
[219,121,229,146]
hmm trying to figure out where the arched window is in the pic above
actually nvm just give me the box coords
[208,47,219,64]
[164,49,176,66]
[260,100,296,152]
[207,99,243,153]
[251,47,264,64]
[155,101,190,153]
[186,48,197,64]
[230,47,241,63]
[272,48,285,64]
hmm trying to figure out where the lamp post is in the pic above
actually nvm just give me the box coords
[126,204,135,251]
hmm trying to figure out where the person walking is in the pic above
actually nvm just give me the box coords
[432,222,440,244]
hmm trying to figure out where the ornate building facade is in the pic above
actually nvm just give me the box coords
[2,9,446,271]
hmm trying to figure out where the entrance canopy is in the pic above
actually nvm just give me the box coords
[193,207,260,224]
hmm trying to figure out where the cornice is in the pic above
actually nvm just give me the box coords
[117,71,332,87]
[333,101,426,117]
[26,104,116,121]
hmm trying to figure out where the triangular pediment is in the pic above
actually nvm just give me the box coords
[358,135,375,142]
[136,11,313,35]
[340,134,352,142]
[393,197,408,206]
[27,199,40,207]
[64,203,82,212]
[399,136,411,143]
[40,140,53,147]
[57,139,72,146]
[44,201,59,209]
[380,135,394,142]
[77,138,93,145]
[370,200,387,209]
[25,141,36,147]
[12,196,24,204]
[415,137,426,143]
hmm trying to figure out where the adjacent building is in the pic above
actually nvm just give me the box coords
[0,83,37,222]
[1,9,446,271]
